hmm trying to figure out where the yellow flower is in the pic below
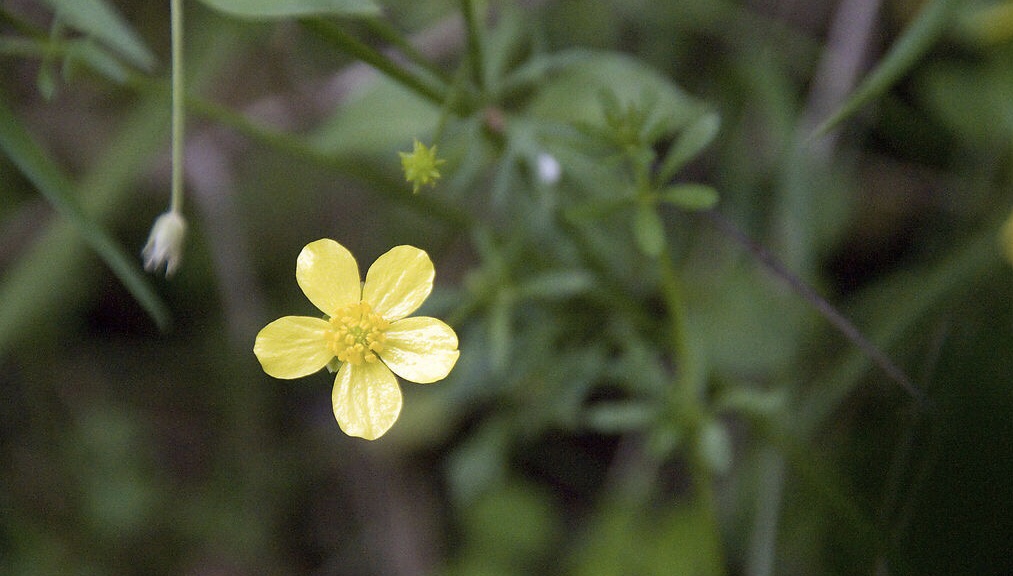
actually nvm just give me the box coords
[399,139,446,194]
[254,239,460,440]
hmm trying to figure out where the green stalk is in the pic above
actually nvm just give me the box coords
[657,248,697,405]
[658,245,723,563]
[170,0,184,214]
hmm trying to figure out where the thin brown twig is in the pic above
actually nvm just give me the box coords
[703,210,929,408]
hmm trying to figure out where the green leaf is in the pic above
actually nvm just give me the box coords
[813,0,959,135]
[583,401,657,433]
[310,77,438,156]
[515,270,594,300]
[715,387,786,419]
[647,501,724,576]
[657,183,719,211]
[66,39,131,83]
[37,58,58,100]
[446,418,510,504]
[633,203,665,257]
[38,0,155,70]
[697,418,732,474]
[564,195,634,222]
[196,0,380,19]
[657,111,720,184]
[0,91,170,331]
[572,498,723,576]
[918,52,1013,144]
[528,51,701,131]
[462,480,560,563]
[0,37,129,85]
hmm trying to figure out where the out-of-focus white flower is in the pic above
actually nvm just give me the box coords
[142,210,187,277]
[536,152,561,185]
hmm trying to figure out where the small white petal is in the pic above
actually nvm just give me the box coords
[536,152,561,185]
[142,211,187,277]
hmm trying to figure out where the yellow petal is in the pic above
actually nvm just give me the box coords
[380,316,460,384]
[362,245,434,321]
[254,316,333,379]
[332,361,403,440]
[296,239,361,316]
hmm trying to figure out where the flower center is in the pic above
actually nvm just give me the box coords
[326,301,389,365]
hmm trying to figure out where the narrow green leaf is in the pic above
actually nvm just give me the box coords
[564,195,634,222]
[196,0,379,19]
[37,58,58,100]
[39,0,155,70]
[657,112,720,184]
[658,183,719,211]
[67,39,131,83]
[38,16,63,100]
[634,203,665,257]
[0,91,170,330]
[813,0,959,136]
[1,36,130,85]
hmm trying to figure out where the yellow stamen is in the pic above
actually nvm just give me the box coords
[326,301,389,365]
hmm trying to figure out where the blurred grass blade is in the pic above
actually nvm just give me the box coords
[39,0,155,70]
[0,91,170,331]
[812,0,958,136]
[68,39,131,83]
[197,0,379,19]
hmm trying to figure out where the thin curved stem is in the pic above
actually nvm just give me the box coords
[703,209,927,407]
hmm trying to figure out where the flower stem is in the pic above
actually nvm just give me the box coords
[657,243,723,560]
[170,0,184,214]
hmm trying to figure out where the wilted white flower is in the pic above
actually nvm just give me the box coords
[142,210,187,276]
[536,152,561,185]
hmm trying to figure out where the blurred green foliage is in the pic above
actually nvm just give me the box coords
[2,0,1013,574]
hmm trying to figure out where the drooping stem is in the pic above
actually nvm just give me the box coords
[170,0,184,214]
